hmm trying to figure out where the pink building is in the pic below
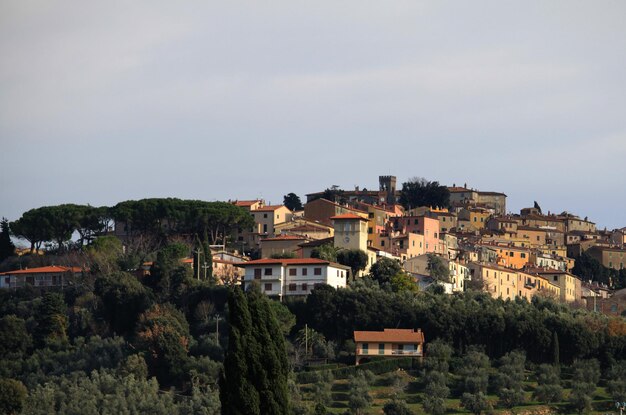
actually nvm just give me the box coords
[388,215,441,254]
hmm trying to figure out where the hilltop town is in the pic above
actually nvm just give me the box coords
[2,176,626,414]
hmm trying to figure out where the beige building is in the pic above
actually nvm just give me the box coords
[354,328,424,365]
[274,218,334,240]
[404,254,469,292]
[259,235,310,258]
[586,246,625,270]
[303,198,367,226]
[332,214,377,276]
[468,263,518,301]
[533,269,579,303]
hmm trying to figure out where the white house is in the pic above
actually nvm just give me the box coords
[238,258,350,298]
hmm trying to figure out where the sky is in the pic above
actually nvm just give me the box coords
[1,1,625,229]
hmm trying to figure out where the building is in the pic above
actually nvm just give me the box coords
[532,269,580,303]
[259,235,310,258]
[586,246,626,271]
[403,254,469,292]
[0,266,83,289]
[388,215,441,254]
[303,198,368,227]
[239,258,350,298]
[468,263,518,301]
[353,328,425,365]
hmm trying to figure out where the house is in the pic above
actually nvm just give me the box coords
[586,246,626,271]
[332,214,377,276]
[259,235,311,258]
[457,207,491,231]
[403,254,469,292]
[586,288,626,316]
[354,328,425,365]
[468,262,518,301]
[388,215,440,254]
[303,198,368,226]
[239,258,350,298]
[531,269,581,303]
[0,266,84,289]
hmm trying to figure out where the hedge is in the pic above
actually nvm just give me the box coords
[296,358,419,383]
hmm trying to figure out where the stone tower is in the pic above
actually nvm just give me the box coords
[379,175,397,204]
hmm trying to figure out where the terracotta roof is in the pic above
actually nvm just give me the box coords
[261,235,309,242]
[478,191,507,196]
[238,257,350,269]
[0,266,83,275]
[298,237,334,248]
[330,214,368,221]
[448,187,472,192]
[354,328,425,344]
[255,205,286,212]
[286,225,331,233]
[234,200,263,207]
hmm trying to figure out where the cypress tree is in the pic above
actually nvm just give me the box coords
[0,218,15,262]
[246,287,290,414]
[220,287,260,415]
[552,332,559,367]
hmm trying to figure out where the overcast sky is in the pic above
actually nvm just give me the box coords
[1,1,625,229]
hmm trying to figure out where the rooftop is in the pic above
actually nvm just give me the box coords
[354,328,425,344]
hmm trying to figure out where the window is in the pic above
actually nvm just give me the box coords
[414,219,418,225]
[264,268,272,276]
[381,240,385,247]
[521,253,526,258]
[254,268,262,279]
[379,343,385,355]
[611,304,618,313]
[302,268,308,276]
[289,268,296,276]
[289,283,296,291]
[368,212,374,218]
[362,343,369,354]
[264,283,272,291]
[263,224,267,233]
[263,213,268,218]
[302,283,308,291]
[553,276,558,282]
[368,227,373,234]
[314,268,322,275]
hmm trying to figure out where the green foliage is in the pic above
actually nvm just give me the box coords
[347,370,373,414]
[568,359,601,414]
[422,371,449,415]
[424,340,453,373]
[95,271,152,335]
[0,315,31,357]
[493,350,526,408]
[398,178,450,210]
[311,371,334,406]
[573,251,626,288]
[0,218,15,262]
[607,361,626,402]
[533,364,563,403]
[87,236,123,274]
[134,303,191,386]
[427,254,450,284]
[370,258,403,286]
[269,301,296,336]
[220,286,290,415]
[311,244,338,263]
[390,273,419,293]
[383,398,414,415]
[336,249,368,278]
[283,193,303,211]
[0,378,27,415]
[460,391,492,415]
[35,292,68,347]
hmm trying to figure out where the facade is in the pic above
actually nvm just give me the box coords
[239,258,349,298]
[476,191,507,216]
[534,270,579,303]
[304,198,368,226]
[468,263,518,301]
[388,215,440,254]
[0,266,83,289]
[354,328,425,365]
[403,254,469,292]
[259,235,310,258]
[586,246,626,270]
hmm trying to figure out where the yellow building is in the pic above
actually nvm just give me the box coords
[468,263,517,301]
[535,270,579,303]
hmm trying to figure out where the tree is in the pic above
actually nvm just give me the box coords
[220,287,260,415]
[370,258,403,286]
[398,178,450,210]
[568,359,600,414]
[283,193,303,211]
[311,371,334,407]
[35,291,68,346]
[0,378,27,415]
[0,315,31,356]
[427,254,450,284]
[607,361,626,403]
[134,303,191,387]
[390,273,419,293]
[493,350,526,408]
[424,340,453,374]
[422,371,449,415]
[461,392,492,415]
[0,218,15,262]
[337,249,368,278]
[533,364,563,403]
[552,331,560,366]
[220,286,289,415]
[95,271,153,335]
[347,370,373,414]
[383,398,414,415]
[311,244,338,263]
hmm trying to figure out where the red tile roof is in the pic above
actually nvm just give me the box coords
[354,328,425,344]
[238,258,349,269]
[255,205,286,212]
[234,200,263,207]
[0,266,83,275]
[330,213,368,221]
[261,235,309,242]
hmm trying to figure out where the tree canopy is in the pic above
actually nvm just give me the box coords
[398,178,450,210]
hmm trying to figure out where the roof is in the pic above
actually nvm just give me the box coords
[478,191,507,197]
[330,213,368,221]
[298,237,335,248]
[255,205,286,212]
[354,328,425,344]
[0,265,83,275]
[448,187,472,192]
[286,225,332,233]
[261,235,309,242]
[234,200,263,207]
[238,258,350,270]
